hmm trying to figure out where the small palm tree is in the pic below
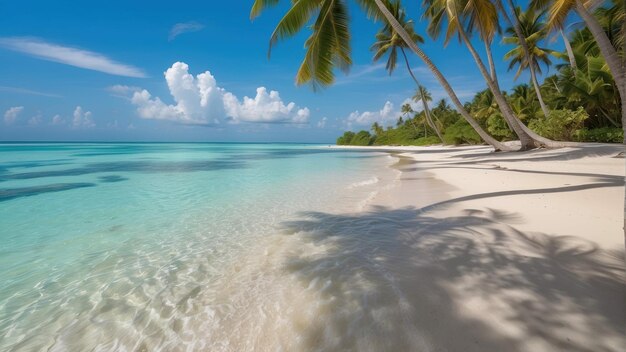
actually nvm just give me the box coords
[412,85,444,141]
[503,7,557,117]
[371,121,384,135]
[509,84,542,120]
[400,103,413,118]
[371,1,442,142]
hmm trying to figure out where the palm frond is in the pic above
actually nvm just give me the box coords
[251,0,282,19]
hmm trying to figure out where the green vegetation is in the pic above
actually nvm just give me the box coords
[251,0,624,149]
[336,130,374,145]
[333,1,625,147]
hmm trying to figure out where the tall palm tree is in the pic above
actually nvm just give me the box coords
[251,0,514,150]
[503,7,557,117]
[423,0,544,149]
[371,0,443,141]
[535,0,625,141]
[423,0,576,148]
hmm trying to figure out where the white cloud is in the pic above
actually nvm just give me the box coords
[347,101,398,127]
[51,114,64,125]
[169,22,205,41]
[317,117,328,128]
[126,62,310,125]
[72,106,95,128]
[0,86,62,98]
[4,106,24,125]
[224,87,310,124]
[108,84,141,97]
[345,97,429,129]
[0,37,146,78]
[28,114,42,126]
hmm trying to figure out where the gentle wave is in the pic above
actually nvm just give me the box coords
[347,176,379,189]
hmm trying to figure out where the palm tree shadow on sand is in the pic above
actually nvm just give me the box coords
[279,206,625,352]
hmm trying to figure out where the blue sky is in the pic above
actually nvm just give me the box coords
[0,0,563,143]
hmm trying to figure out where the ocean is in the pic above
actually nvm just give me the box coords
[0,143,397,351]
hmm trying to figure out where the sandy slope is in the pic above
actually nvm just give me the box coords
[330,143,626,351]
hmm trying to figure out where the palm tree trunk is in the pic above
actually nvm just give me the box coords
[400,47,444,142]
[501,0,550,117]
[485,41,500,91]
[529,62,550,117]
[371,0,514,151]
[560,29,577,70]
[422,96,444,142]
[575,0,626,137]
[455,24,537,150]
[599,108,620,127]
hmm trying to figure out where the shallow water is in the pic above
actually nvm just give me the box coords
[0,143,398,351]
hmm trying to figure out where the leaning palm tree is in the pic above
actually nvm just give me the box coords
[370,0,443,141]
[413,85,444,140]
[533,0,625,141]
[423,0,573,149]
[503,7,558,117]
[251,0,514,150]
[422,0,539,149]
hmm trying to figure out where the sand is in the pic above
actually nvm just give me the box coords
[325,143,625,351]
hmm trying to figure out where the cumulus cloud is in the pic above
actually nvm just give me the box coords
[169,22,205,41]
[4,106,24,125]
[347,101,397,127]
[72,106,95,128]
[51,114,64,125]
[317,117,328,128]
[126,62,310,125]
[28,114,42,126]
[223,87,310,124]
[0,37,146,78]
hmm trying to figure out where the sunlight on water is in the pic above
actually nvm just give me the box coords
[0,143,397,351]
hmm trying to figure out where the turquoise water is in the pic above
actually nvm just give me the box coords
[0,143,395,351]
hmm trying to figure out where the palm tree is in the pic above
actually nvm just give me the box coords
[400,103,413,117]
[251,0,514,150]
[509,84,542,121]
[424,0,579,148]
[535,0,625,141]
[561,54,621,127]
[371,121,384,135]
[413,85,444,141]
[423,0,543,149]
[371,0,443,141]
[503,7,557,117]
[250,0,357,88]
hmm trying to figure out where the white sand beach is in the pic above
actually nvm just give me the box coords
[324,143,626,351]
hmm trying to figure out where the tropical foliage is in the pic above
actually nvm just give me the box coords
[251,0,624,147]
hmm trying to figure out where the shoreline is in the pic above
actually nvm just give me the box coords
[347,143,625,247]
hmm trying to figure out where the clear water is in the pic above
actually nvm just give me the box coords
[0,143,397,351]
